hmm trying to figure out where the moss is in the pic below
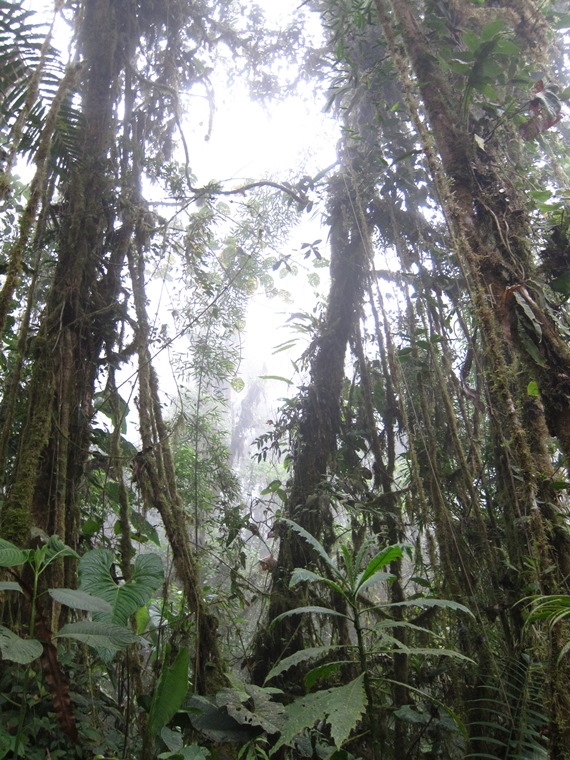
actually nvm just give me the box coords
[0,171,10,199]
[0,356,54,546]
[0,502,31,547]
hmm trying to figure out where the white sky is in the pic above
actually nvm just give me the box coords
[175,2,339,394]
[21,0,340,418]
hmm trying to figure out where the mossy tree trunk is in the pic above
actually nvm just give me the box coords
[0,0,226,688]
[372,0,570,753]
[250,0,570,753]
[250,160,372,683]
[1,0,123,562]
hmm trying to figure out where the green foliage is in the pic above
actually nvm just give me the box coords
[525,595,570,660]
[159,732,210,760]
[0,537,28,566]
[271,674,367,754]
[0,537,154,662]
[47,587,113,613]
[1,0,569,756]
[55,620,140,651]
[0,536,154,757]
[93,390,129,435]
[149,647,191,739]
[264,645,344,683]
[186,681,286,744]
[0,649,126,760]
[526,594,570,627]
[0,625,43,664]
[217,681,286,736]
[79,548,164,626]
[266,522,472,753]
[275,521,471,628]
[466,656,548,759]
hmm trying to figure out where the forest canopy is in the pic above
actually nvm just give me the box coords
[1,1,570,759]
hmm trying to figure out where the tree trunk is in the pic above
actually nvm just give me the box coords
[1,0,122,564]
[250,163,370,683]
[373,0,570,753]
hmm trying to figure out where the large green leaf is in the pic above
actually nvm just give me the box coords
[0,538,27,568]
[289,568,346,598]
[44,535,80,561]
[158,744,210,760]
[289,568,325,586]
[148,648,190,739]
[94,390,129,434]
[215,683,286,735]
[186,695,259,743]
[374,640,473,662]
[0,626,43,664]
[356,570,394,595]
[272,606,349,627]
[517,322,548,368]
[265,645,343,683]
[304,661,345,692]
[160,727,184,753]
[279,519,342,578]
[56,620,140,652]
[130,509,160,546]
[0,582,22,593]
[372,619,446,637]
[272,674,367,754]
[48,588,113,613]
[354,545,404,593]
[79,549,163,625]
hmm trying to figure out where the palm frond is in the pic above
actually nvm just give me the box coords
[0,1,82,173]
[0,0,47,129]
[466,655,548,759]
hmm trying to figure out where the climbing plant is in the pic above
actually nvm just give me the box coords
[250,0,570,757]
[1,0,570,758]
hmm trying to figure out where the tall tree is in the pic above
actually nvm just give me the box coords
[2,0,570,756]
[0,0,270,693]
[251,0,570,756]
